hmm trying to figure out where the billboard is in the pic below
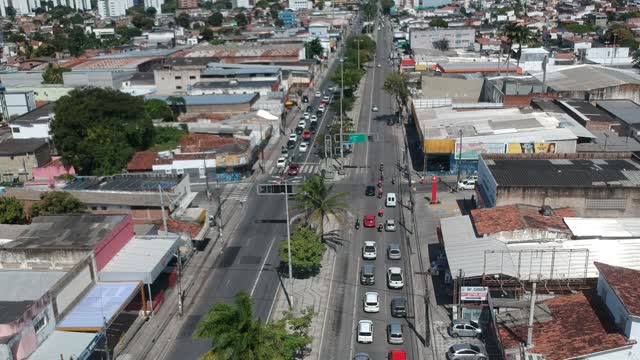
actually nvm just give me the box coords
[460,286,489,301]
[454,143,506,160]
[506,143,557,154]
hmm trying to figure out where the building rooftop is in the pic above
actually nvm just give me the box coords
[556,100,616,123]
[181,43,304,59]
[482,153,640,187]
[0,270,65,301]
[63,174,181,192]
[470,204,574,237]
[146,94,258,106]
[179,133,250,153]
[155,56,219,69]
[70,56,160,70]
[10,102,55,125]
[2,214,126,250]
[0,224,31,242]
[532,65,640,92]
[498,290,632,360]
[595,262,640,316]
[0,138,48,156]
[576,130,640,152]
[437,62,520,73]
[0,301,33,324]
[192,80,276,89]
[565,217,640,238]
[596,99,640,125]
[421,76,483,103]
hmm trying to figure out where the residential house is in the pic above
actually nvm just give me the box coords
[1,90,36,120]
[0,138,51,182]
[9,102,55,140]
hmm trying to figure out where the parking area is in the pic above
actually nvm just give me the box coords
[432,321,485,356]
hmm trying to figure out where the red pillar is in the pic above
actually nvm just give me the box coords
[431,175,439,204]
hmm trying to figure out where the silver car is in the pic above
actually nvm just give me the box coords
[387,323,403,344]
[385,219,396,232]
[448,319,482,338]
[446,344,487,360]
[387,244,401,260]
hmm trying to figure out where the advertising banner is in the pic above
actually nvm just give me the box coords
[460,286,489,301]
[454,143,506,160]
[506,143,557,154]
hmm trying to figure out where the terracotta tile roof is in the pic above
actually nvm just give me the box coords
[179,134,249,153]
[470,204,574,236]
[595,262,640,316]
[159,218,203,239]
[182,113,231,122]
[71,57,159,70]
[499,290,632,360]
[127,151,159,171]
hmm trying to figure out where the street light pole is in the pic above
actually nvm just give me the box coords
[340,58,344,161]
[355,39,361,70]
[284,178,293,307]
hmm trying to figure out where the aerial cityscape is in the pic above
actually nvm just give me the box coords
[0,0,640,359]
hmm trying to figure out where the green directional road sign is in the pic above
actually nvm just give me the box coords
[349,133,367,143]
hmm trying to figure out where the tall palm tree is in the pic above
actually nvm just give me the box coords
[514,26,534,69]
[194,291,272,360]
[501,22,520,73]
[383,71,410,117]
[294,175,349,241]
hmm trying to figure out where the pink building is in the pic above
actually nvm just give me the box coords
[26,156,76,189]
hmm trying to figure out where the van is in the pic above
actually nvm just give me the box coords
[360,264,375,285]
[386,192,397,207]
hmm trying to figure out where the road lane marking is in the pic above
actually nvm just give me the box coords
[318,228,341,358]
[347,231,362,360]
[251,236,277,297]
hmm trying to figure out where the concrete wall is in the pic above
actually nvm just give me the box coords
[0,249,89,270]
[0,72,44,87]
[154,69,201,95]
[493,185,640,217]
[555,84,640,104]
[597,275,640,358]
[93,215,134,271]
[0,301,55,360]
[184,102,253,115]
[53,263,93,319]
[10,122,50,139]
[0,146,52,182]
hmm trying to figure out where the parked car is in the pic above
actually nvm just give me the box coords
[354,353,370,360]
[385,219,396,232]
[388,350,407,360]
[387,244,401,260]
[363,292,380,313]
[446,344,486,360]
[448,319,482,338]
[276,157,287,168]
[387,323,404,344]
[390,297,407,317]
[288,134,298,142]
[362,241,377,260]
[457,176,478,190]
[357,320,373,343]
[387,267,404,289]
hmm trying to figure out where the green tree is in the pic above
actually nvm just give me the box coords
[279,226,326,277]
[71,13,84,24]
[316,0,324,9]
[166,96,186,120]
[194,291,313,359]
[305,38,323,58]
[145,99,174,121]
[29,192,87,218]
[0,197,28,224]
[383,71,410,116]
[234,12,248,27]
[433,38,449,51]
[115,26,143,41]
[604,23,638,50]
[513,25,534,68]
[51,88,154,175]
[329,68,362,92]
[429,16,448,28]
[145,6,157,16]
[176,13,191,28]
[42,63,70,84]
[150,126,187,151]
[201,27,215,41]
[132,14,155,29]
[210,38,226,45]
[380,0,393,14]
[161,0,176,12]
[207,11,224,26]
[501,22,520,72]
[274,18,284,27]
[294,175,348,241]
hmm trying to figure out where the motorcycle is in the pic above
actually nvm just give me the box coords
[379,163,384,171]
[377,224,383,232]
[378,189,383,198]
[355,219,360,230]
[378,208,384,217]
[391,177,396,185]
[378,179,383,188]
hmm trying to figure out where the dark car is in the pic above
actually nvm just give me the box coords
[295,126,304,135]
[316,110,323,117]
[288,163,299,176]
[306,105,313,113]
[391,297,407,317]
[302,95,309,103]
[365,185,375,196]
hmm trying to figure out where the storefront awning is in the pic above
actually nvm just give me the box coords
[98,237,180,284]
[28,331,98,360]
[56,282,141,332]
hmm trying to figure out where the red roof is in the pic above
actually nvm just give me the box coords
[179,134,249,153]
[159,218,204,239]
[499,290,633,360]
[127,151,158,171]
[400,59,416,66]
[595,262,640,316]
[470,204,574,236]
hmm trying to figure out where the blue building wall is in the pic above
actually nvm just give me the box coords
[278,10,298,28]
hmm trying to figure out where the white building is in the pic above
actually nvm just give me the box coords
[232,0,251,8]
[585,47,634,66]
[288,0,310,10]
[10,0,91,15]
[1,90,36,120]
[9,103,55,140]
[308,22,330,38]
[98,0,133,18]
[144,0,164,11]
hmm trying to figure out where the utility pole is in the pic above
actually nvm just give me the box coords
[456,129,463,187]
[355,39,362,70]
[177,249,183,315]
[159,185,168,236]
[527,281,538,347]
[203,155,210,201]
[284,177,294,307]
[215,161,222,238]
[612,33,618,66]
[339,58,345,162]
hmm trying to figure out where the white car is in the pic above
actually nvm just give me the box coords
[458,177,477,190]
[362,241,377,260]
[276,157,287,168]
[315,91,322,97]
[299,142,308,153]
[322,95,330,102]
[310,115,318,122]
[288,134,298,142]
[363,292,380,313]
[372,105,379,112]
[385,219,396,232]
[303,112,310,120]
[298,119,306,128]
[357,320,373,343]
[387,267,404,289]
[318,105,326,112]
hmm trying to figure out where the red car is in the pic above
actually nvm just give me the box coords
[288,163,299,176]
[320,101,328,107]
[363,215,376,228]
[303,129,312,141]
[388,350,406,360]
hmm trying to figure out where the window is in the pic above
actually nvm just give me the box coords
[34,313,48,334]
[189,76,196,80]
[11,127,20,133]
[176,168,184,175]
[91,206,97,210]
[175,76,182,80]
[101,206,107,210]
[198,167,206,178]
[164,169,172,174]
[176,86,182,90]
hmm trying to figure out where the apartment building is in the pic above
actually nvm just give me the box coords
[409,27,476,50]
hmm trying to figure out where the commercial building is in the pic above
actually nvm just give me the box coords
[0,138,51,182]
[146,94,259,118]
[97,0,134,17]
[408,27,475,50]
[177,0,198,8]
[476,152,640,216]
[287,0,309,10]
[596,100,640,141]
[181,43,306,64]
[278,9,300,27]
[144,0,164,11]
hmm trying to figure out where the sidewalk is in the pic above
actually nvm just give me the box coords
[269,216,340,359]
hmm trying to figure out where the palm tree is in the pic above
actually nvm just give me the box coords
[514,26,534,69]
[194,291,272,360]
[383,71,410,117]
[294,175,349,242]
[501,22,520,72]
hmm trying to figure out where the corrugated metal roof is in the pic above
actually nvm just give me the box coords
[532,65,640,92]
[28,331,97,360]
[597,99,640,125]
[98,237,179,284]
[57,281,141,330]
[440,216,515,278]
[146,94,257,106]
[0,271,65,301]
[564,217,640,238]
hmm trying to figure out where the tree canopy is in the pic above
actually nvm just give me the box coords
[383,71,410,115]
[429,17,448,28]
[42,63,70,84]
[29,192,87,218]
[279,226,326,277]
[52,88,154,175]
[208,11,224,26]
[0,197,28,224]
[294,175,348,241]
[604,24,638,50]
[305,38,323,58]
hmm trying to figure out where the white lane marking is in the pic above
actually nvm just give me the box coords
[318,231,341,358]
[348,236,362,360]
[251,236,277,297]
